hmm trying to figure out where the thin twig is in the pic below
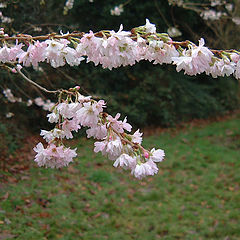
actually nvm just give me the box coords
[154,0,171,28]
[0,32,85,42]
[21,23,76,34]
[17,68,60,94]
[56,68,103,99]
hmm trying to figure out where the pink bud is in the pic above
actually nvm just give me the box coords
[144,151,149,159]
[74,86,80,90]
[11,68,17,73]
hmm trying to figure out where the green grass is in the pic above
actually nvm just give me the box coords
[1,114,240,240]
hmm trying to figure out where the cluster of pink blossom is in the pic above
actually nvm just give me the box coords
[33,87,165,179]
[200,9,225,21]
[199,1,233,21]
[172,39,240,78]
[172,38,214,76]
[34,97,55,111]
[0,3,13,24]
[63,0,74,15]
[3,89,22,103]
[110,5,124,16]
[0,19,240,79]
[34,142,77,168]
[2,88,55,111]
[168,0,236,26]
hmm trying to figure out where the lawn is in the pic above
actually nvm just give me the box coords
[0,114,240,240]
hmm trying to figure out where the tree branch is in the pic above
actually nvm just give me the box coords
[17,68,60,94]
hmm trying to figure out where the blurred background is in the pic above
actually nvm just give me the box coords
[0,1,240,239]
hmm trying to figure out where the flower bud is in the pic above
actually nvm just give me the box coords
[144,151,149,159]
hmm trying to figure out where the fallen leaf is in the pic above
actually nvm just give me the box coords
[6,177,17,183]
[39,212,51,218]
[181,138,189,143]
[225,130,233,136]
[21,176,30,180]
[37,198,50,208]
[1,192,9,201]
[0,233,16,240]
[92,213,101,218]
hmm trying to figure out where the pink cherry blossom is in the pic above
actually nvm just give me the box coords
[8,43,24,61]
[40,128,65,142]
[57,102,81,119]
[47,112,59,123]
[172,38,213,75]
[105,137,123,160]
[34,97,45,106]
[86,124,107,139]
[94,140,107,153]
[206,58,235,78]
[144,19,156,34]
[113,153,136,169]
[76,102,100,127]
[34,142,77,168]
[107,113,132,133]
[150,148,165,162]
[62,118,81,139]
[131,160,158,179]
[131,129,143,144]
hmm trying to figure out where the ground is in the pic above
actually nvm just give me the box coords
[0,112,240,240]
